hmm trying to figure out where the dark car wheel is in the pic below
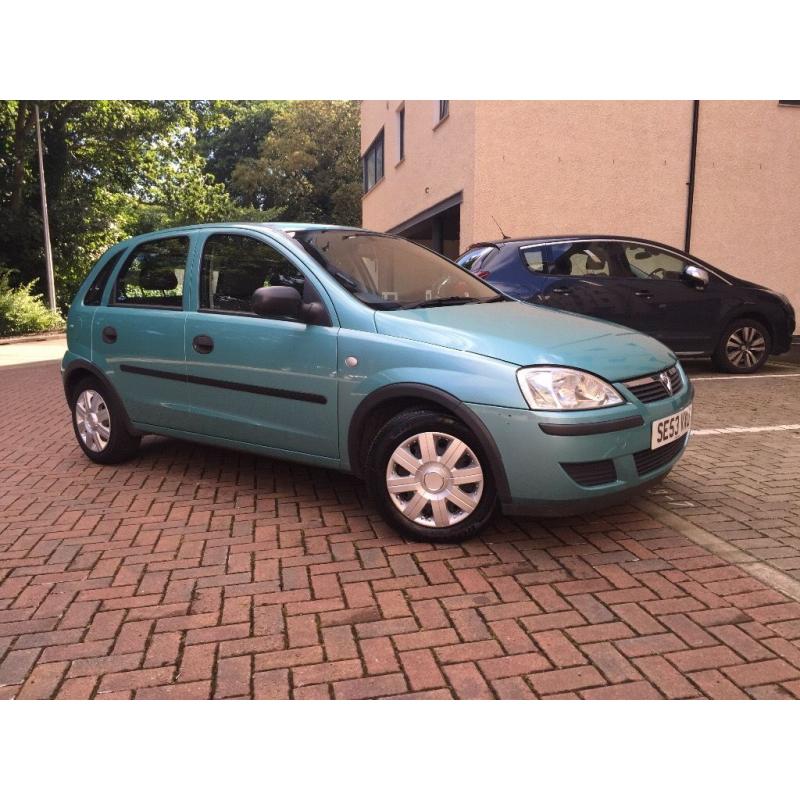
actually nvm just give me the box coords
[70,376,141,464]
[365,409,497,543]
[712,318,771,373]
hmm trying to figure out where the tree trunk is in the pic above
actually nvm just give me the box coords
[10,101,35,216]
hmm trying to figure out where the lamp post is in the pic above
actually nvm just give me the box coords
[34,103,57,312]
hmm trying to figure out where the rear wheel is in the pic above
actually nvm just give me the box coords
[712,318,771,373]
[365,409,497,542]
[70,377,140,464]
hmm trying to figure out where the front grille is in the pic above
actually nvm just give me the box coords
[561,459,617,487]
[633,434,687,476]
[624,366,683,403]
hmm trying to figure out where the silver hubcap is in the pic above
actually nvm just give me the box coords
[75,389,111,452]
[386,431,484,528]
[726,326,766,368]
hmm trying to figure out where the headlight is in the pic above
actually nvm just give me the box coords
[517,367,624,411]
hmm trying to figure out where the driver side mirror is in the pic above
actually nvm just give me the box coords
[682,265,709,289]
[251,286,328,325]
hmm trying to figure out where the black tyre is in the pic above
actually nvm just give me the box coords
[69,377,141,464]
[365,409,497,543]
[712,318,771,373]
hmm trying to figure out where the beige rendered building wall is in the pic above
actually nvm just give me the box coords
[361,100,800,313]
[360,100,478,246]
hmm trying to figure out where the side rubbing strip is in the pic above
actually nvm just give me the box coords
[539,415,644,436]
[119,364,327,405]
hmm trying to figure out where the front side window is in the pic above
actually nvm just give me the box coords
[362,130,384,193]
[295,230,500,309]
[623,244,688,280]
[114,237,188,308]
[200,234,306,314]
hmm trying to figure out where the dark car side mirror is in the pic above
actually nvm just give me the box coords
[251,285,328,325]
[682,264,710,289]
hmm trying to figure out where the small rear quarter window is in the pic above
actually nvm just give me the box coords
[83,250,125,306]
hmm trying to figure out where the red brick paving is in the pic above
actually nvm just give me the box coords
[2,361,800,698]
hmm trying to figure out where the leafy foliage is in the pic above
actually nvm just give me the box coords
[232,101,362,225]
[0,270,64,337]
[0,100,361,314]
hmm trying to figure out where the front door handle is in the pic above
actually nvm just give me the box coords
[634,290,654,298]
[192,334,214,354]
[102,326,117,344]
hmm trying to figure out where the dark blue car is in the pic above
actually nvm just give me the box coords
[457,235,795,373]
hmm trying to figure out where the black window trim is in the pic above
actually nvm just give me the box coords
[517,238,732,285]
[111,234,190,311]
[83,249,126,307]
[362,128,385,194]
[197,230,332,326]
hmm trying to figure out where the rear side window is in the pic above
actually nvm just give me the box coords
[84,250,125,306]
[199,234,307,314]
[521,242,623,277]
[114,237,189,309]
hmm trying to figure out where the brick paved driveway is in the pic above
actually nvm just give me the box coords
[2,358,800,699]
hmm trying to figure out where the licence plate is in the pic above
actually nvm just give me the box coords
[651,404,692,450]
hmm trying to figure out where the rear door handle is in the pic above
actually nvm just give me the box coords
[634,290,654,298]
[102,326,117,344]
[192,334,214,354]
[552,287,572,295]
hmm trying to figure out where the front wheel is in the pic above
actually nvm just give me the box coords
[365,409,497,542]
[712,318,771,373]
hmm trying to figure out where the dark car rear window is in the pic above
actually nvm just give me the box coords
[83,250,125,306]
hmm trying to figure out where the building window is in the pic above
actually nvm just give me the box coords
[438,100,449,121]
[398,106,405,162]
[778,100,800,106]
[362,129,384,193]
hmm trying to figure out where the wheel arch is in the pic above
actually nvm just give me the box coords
[347,383,511,503]
[718,309,776,351]
[62,359,140,436]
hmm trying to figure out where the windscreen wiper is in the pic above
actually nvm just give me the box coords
[404,296,484,309]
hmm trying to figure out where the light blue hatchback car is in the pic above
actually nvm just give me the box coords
[62,223,693,542]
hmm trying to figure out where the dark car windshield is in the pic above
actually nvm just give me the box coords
[293,230,501,309]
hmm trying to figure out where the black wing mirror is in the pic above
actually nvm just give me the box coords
[251,286,328,325]
[682,265,709,289]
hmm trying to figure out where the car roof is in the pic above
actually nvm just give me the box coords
[117,221,369,245]
[465,234,680,250]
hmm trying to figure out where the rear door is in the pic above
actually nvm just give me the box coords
[520,240,633,327]
[91,235,191,429]
[182,231,339,458]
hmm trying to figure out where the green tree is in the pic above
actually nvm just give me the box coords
[231,100,362,225]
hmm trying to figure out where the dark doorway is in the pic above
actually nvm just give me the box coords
[400,203,460,260]
[389,195,462,260]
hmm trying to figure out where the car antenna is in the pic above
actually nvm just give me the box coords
[491,215,509,240]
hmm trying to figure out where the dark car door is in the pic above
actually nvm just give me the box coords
[615,242,724,353]
[519,240,633,327]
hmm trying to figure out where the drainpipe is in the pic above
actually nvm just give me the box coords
[684,100,700,253]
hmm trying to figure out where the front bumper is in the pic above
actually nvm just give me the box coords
[467,367,694,517]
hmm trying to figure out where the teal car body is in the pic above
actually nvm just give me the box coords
[62,222,693,532]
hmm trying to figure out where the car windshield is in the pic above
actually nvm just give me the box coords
[293,230,502,309]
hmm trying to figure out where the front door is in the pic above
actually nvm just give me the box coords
[182,232,339,459]
[92,235,191,429]
[617,243,722,353]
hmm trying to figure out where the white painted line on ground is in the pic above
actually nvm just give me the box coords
[691,372,800,381]
[693,424,800,436]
